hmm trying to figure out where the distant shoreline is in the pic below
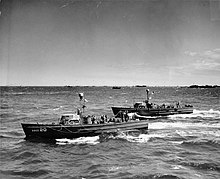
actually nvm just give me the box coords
[1,85,219,88]
[188,85,220,88]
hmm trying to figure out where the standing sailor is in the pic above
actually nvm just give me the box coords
[78,92,88,113]
[145,89,153,109]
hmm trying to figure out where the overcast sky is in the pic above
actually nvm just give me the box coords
[1,0,220,86]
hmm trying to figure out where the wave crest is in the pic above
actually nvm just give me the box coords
[182,138,220,147]
[132,173,183,179]
[181,161,220,172]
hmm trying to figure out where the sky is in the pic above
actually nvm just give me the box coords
[1,0,220,86]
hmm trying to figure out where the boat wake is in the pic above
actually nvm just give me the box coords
[117,133,170,143]
[169,109,220,119]
[107,133,150,143]
[55,132,153,145]
[149,121,220,130]
[55,108,220,146]
[168,129,220,146]
[56,136,100,145]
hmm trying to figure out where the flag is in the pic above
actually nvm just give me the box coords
[78,93,88,102]
[78,93,84,101]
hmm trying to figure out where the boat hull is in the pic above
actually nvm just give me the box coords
[21,121,148,139]
[112,106,193,117]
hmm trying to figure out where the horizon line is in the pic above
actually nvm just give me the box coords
[1,84,219,87]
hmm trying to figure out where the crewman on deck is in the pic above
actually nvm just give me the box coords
[87,115,92,124]
[176,102,180,108]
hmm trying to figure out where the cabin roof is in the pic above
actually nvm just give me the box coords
[61,113,76,116]
[60,114,80,119]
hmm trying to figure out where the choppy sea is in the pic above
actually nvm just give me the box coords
[0,86,220,179]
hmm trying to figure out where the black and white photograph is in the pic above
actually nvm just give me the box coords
[1,0,220,178]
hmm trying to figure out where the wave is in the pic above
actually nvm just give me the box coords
[0,134,15,139]
[0,131,24,139]
[175,130,220,138]
[109,131,172,143]
[165,130,220,147]
[0,169,50,178]
[149,121,220,130]
[192,109,220,119]
[181,138,220,147]
[108,133,151,143]
[0,104,11,109]
[0,113,13,119]
[131,174,183,179]
[52,106,63,111]
[180,161,220,172]
[169,109,220,119]
[194,109,220,114]
[12,151,39,160]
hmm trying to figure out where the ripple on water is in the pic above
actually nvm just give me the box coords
[1,169,50,178]
[181,138,220,149]
[180,161,220,172]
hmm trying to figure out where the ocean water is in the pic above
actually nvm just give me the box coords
[0,86,220,179]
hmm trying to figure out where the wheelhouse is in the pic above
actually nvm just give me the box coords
[59,114,81,125]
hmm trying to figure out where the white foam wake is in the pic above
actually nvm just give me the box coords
[193,109,220,117]
[169,109,220,119]
[114,133,150,143]
[149,121,220,130]
[175,129,220,138]
[56,136,100,145]
[112,133,167,143]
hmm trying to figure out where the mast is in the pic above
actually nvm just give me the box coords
[146,89,150,103]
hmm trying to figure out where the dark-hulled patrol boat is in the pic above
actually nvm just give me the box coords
[21,113,148,140]
[21,92,149,140]
[112,89,193,118]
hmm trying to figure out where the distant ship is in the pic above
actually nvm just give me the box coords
[112,89,193,117]
[112,86,121,89]
[135,85,147,87]
[64,85,73,88]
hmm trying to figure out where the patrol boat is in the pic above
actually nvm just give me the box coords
[21,110,149,140]
[112,89,193,117]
